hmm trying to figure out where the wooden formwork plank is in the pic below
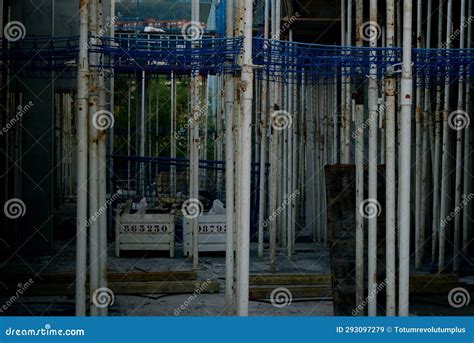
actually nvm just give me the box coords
[249,274,332,285]
[249,285,332,300]
[1,270,197,285]
[0,280,219,297]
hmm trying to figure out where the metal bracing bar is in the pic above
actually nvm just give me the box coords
[367,0,378,317]
[75,0,89,317]
[399,0,414,316]
[439,0,453,272]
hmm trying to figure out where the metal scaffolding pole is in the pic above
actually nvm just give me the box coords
[439,0,453,272]
[97,0,108,316]
[190,0,200,270]
[75,0,89,316]
[462,0,472,258]
[414,0,423,269]
[224,0,235,315]
[385,0,396,316]
[354,0,364,314]
[236,0,254,317]
[258,0,270,260]
[367,0,378,317]
[432,1,444,262]
[399,0,413,316]
[453,0,466,273]
[88,0,100,317]
[420,0,433,271]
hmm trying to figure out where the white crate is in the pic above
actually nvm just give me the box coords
[183,214,235,256]
[115,213,175,257]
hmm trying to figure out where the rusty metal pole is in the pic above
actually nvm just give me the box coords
[224,0,235,315]
[97,0,108,317]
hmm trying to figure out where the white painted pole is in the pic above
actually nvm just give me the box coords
[453,0,466,273]
[224,0,235,315]
[269,0,280,273]
[439,0,453,272]
[236,0,254,317]
[399,0,413,316]
[385,0,396,316]
[88,0,100,317]
[367,0,378,317]
[75,0,89,316]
